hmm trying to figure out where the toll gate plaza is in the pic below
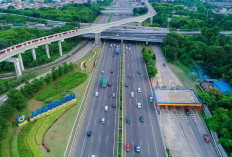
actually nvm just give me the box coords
[153,88,202,111]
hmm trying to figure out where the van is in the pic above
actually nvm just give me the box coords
[101,118,105,124]
[105,106,109,112]
[150,97,153,102]
[112,93,116,98]
[137,88,141,93]
[131,92,134,98]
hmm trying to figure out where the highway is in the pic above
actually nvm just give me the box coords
[69,41,120,157]
[152,45,218,157]
[123,42,166,157]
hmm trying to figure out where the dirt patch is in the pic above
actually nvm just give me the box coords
[27,98,44,113]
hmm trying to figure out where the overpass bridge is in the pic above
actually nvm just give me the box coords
[0,0,155,78]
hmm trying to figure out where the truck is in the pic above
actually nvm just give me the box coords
[116,48,119,55]
[102,77,107,88]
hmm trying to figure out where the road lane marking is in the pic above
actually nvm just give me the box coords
[106,135,109,143]
[99,136,101,143]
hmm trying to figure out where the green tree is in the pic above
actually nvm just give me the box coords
[6,88,27,110]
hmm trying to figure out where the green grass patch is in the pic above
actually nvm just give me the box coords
[27,119,44,157]
[35,106,72,145]
[11,127,20,157]
[118,143,122,157]
[119,118,122,128]
[17,123,34,157]
[108,12,113,23]
[37,72,87,101]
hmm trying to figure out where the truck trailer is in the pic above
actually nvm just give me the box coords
[102,77,107,88]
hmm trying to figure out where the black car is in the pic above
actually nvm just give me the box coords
[126,117,131,124]
[86,130,92,137]
[108,82,112,87]
[163,63,166,67]
[112,103,116,108]
[137,71,141,74]
[110,70,114,74]
[125,83,129,87]
[140,116,144,123]
[185,109,190,116]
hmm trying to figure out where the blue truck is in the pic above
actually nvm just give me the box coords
[116,48,119,55]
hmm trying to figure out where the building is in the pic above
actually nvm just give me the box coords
[213,81,232,95]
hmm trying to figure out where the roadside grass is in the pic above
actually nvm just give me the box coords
[108,12,113,23]
[11,128,20,157]
[93,15,100,24]
[27,119,44,157]
[142,44,153,53]
[76,44,101,73]
[42,74,90,157]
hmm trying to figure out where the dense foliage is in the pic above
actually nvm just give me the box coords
[133,7,148,16]
[142,46,157,77]
[0,3,101,23]
[163,29,232,85]
[150,0,232,31]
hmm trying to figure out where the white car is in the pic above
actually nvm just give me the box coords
[95,92,99,97]
[131,92,134,97]
[116,34,119,37]
[105,106,109,112]
[138,103,141,109]
[138,88,141,93]
[101,118,105,124]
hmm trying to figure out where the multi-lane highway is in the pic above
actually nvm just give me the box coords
[123,42,166,157]
[69,41,120,157]
[152,45,218,157]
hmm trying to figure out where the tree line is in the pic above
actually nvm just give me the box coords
[0,62,75,154]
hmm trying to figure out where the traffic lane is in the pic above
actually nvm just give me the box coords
[74,42,114,156]
[125,43,143,156]
[191,109,217,156]
[135,43,166,157]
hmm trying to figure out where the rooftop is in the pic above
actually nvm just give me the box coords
[213,81,232,95]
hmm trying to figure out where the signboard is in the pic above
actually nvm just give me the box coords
[17,93,77,126]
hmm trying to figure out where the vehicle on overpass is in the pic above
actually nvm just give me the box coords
[102,77,107,88]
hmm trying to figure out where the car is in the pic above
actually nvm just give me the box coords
[108,82,112,87]
[116,34,119,37]
[105,106,109,112]
[203,134,210,143]
[112,93,116,98]
[140,116,144,122]
[137,88,141,93]
[101,118,105,124]
[112,103,116,108]
[128,47,131,51]
[135,144,141,153]
[125,83,129,87]
[101,70,104,74]
[110,70,114,73]
[138,103,141,109]
[150,96,153,102]
[86,130,92,137]
[126,143,130,152]
[126,117,131,124]
[137,71,141,74]
[91,155,96,157]
[128,74,132,79]
[131,92,134,98]
[185,109,190,116]
[95,92,98,97]
[163,63,166,67]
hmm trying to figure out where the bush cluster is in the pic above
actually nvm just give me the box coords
[142,46,157,78]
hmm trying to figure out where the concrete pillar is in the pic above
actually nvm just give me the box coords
[58,40,63,56]
[138,22,142,27]
[32,48,36,60]
[150,16,153,25]
[18,53,24,71]
[45,44,50,59]
[95,33,101,47]
[6,58,22,78]
[146,38,148,45]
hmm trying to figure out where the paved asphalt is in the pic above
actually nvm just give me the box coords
[72,41,120,157]
[123,42,166,157]
[152,45,218,157]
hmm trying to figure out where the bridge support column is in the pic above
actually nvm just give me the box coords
[95,33,101,47]
[18,53,24,71]
[45,44,50,59]
[150,16,153,25]
[6,58,22,78]
[58,40,63,56]
[32,48,36,60]
[146,38,148,45]
[138,22,142,27]
[181,106,184,111]
[190,106,192,111]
